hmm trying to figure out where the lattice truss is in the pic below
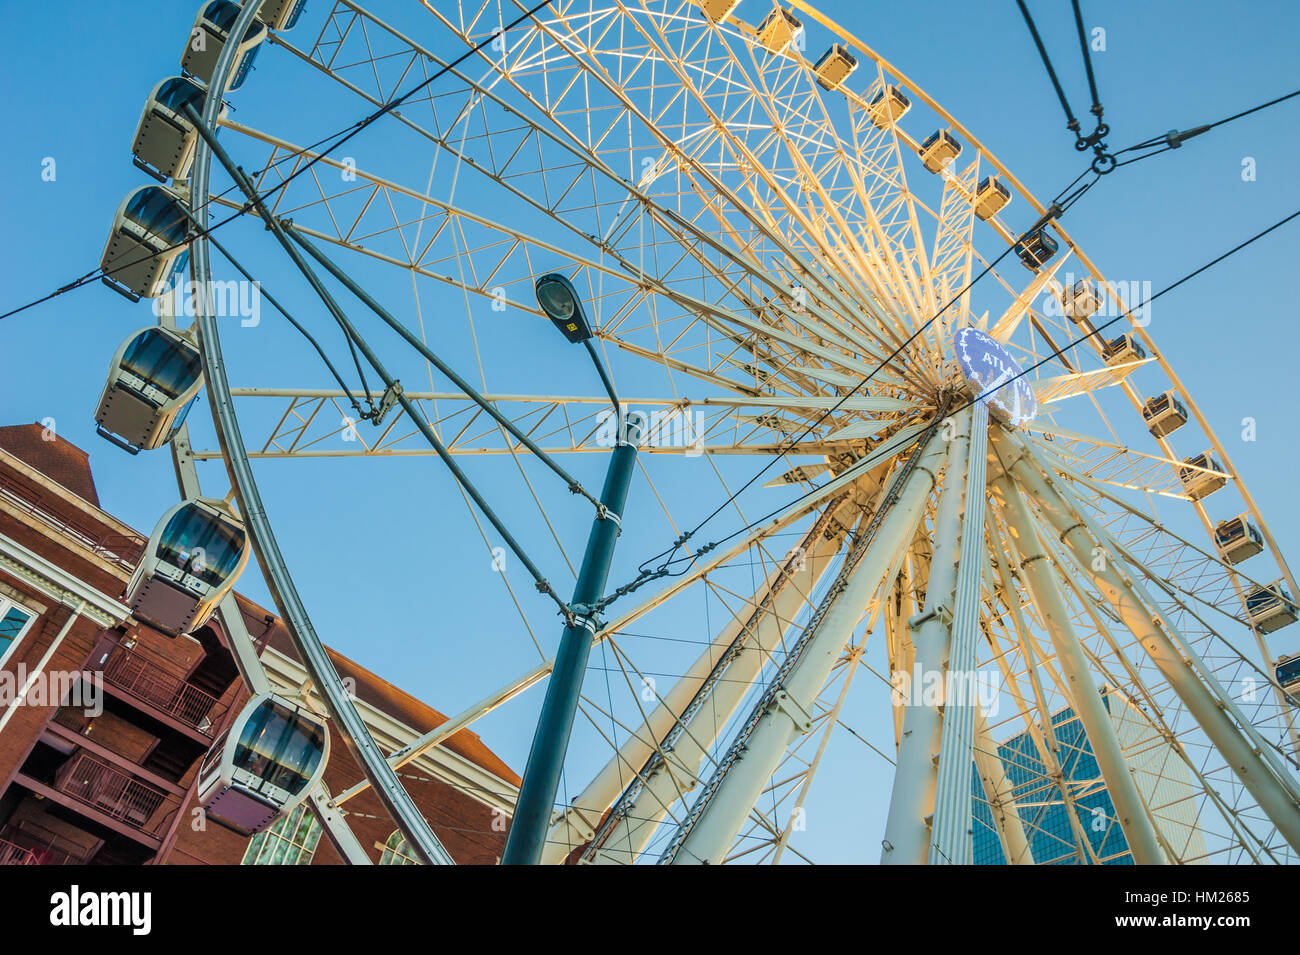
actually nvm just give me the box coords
[190,0,1299,864]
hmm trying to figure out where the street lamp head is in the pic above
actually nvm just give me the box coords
[535,273,593,344]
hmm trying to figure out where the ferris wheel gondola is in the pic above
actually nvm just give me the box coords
[99,184,190,301]
[1178,451,1227,500]
[125,497,249,634]
[1101,332,1146,365]
[1061,278,1101,322]
[918,129,962,173]
[180,1,266,92]
[1014,227,1059,272]
[1246,582,1298,635]
[1215,515,1265,565]
[1141,390,1189,438]
[254,0,308,31]
[197,693,329,834]
[131,76,224,183]
[94,326,203,454]
[1276,654,1300,693]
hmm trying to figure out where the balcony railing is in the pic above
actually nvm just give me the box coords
[0,471,145,572]
[53,753,179,837]
[93,638,226,735]
[0,821,96,865]
[0,837,38,866]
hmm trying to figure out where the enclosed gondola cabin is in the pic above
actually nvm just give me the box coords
[131,76,223,183]
[1061,278,1100,323]
[125,498,249,634]
[181,0,267,91]
[197,694,328,834]
[867,85,911,129]
[1141,391,1188,438]
[1102,333,1146,365]
[813,44,858,90]
[973,176,1010,221]
[95,327,203,454]
[1246,582,1297,635]
[1178,451,1227,500]
[918,129,962,173]
[1214,514,1264,564]
[695,0,741,21]
[756,7,801,53]
[1276,654,1300,693]
[1015,228,1058,272]
[255,0,307,30]
[100,185,191,301]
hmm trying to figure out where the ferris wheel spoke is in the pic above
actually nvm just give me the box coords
[189,389,920,459]
[218,119,890,401]
[628,11,930,347]
[927,160,980,340]
[467,3,932,368]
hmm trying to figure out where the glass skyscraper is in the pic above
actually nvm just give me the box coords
[971,690,1206,864]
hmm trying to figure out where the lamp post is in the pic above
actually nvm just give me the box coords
[501,275,641,865]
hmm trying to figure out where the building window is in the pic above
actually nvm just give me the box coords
[241,804,322,865]
[378,830,418,865]
[0,598,38,669]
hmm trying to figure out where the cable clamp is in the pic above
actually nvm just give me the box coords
[372,380,402,426]
[568,604,603,635]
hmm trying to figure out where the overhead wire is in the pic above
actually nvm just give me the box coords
[608,165,1104,608]
[597,203,1299,613]
[0,0,556,323]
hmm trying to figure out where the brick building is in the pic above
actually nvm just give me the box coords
[0,423,518,865]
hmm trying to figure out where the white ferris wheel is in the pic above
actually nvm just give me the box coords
[91,0,1300,864]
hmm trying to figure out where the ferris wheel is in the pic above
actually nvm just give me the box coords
[97,0,1300,864]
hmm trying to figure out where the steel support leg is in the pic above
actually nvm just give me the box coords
[997,429,1300,853]
[993,471,1167,864]
[552,497,858,864]
[668,429,948,864]
[881,409,970,864]
[930,402,990,864]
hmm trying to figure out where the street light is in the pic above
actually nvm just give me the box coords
[500,276,642,865]
[535,273,622,419]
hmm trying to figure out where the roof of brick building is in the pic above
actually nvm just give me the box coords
[0,423,100,506]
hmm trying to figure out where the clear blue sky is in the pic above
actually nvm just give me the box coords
[1,1,1297,862]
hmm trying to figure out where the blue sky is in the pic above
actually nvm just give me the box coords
[1,1,1297,863]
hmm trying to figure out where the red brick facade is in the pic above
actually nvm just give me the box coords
[0,423,516,865]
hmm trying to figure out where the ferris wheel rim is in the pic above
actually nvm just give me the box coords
[185,0,458,866]
[172,0,1298,864]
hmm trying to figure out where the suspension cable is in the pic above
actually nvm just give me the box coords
[1016,0,1081,139]
[1110,86,1300,170]
[194,221,369,418]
